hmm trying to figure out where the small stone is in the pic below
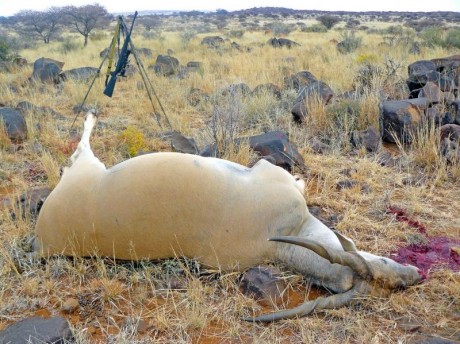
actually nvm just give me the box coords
[397,316,422,332]
[61,297,79,314]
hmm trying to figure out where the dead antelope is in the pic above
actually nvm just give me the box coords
[35,111,422,322]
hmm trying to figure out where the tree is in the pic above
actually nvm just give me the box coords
[317,15,341,30]
[14,7,62,43]
[63,4,109,47]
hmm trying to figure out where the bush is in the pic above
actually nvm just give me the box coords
[336,31,362,54]
[271,22,294,36]
[89,31,108,42]
[120,126,147,157]
[317,15,341,30]
[420,26,445,47]
[302,24,328,33]
[445,29,460,49]
[180,31,196,49]
[58,39,80,54]
[0,37,11,61]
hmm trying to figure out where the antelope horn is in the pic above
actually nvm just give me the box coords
[244,280,371,322]
[269,236,373,280]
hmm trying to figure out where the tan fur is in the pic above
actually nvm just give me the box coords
[36,153,307,270]
[35,113,422,303]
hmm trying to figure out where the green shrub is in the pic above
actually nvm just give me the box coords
[445,29,460,49]
[336,31,362,54]
[58,39,80,54]
[302,24,328,33]
[271,22,294,36]
[0,37,11,61]
[89,31,108,42]
[420,26,445,47]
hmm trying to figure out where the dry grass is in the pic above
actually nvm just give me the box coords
[0,13,459,343]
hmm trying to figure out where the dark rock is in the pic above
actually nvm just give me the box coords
[201,36,225,48]
[187,88,209,107]
[379,100,422,143]
[16,187,52,219]
[336,179,358,190]
[186,61,203,69]
[253,83,282,100]
[284,71,317,91]
[0,316,74,344]
[16,101,63,119]
[396,316,422,332]
[220,83,252,97]
[239,266,286,306]
[31,57,64,83]
[291,81,334,123]
[418,81,443,104]
[0,107,27,143]
[448,100,460,125]
[405,97,431,111]
[439,124,460,163]
[308,137,330,154]
[100,47,119,59]
[137,47,153,57]
[162,131,198,154]
[439,124,460,142]
[200,131,305,172]
[151,55,180,76]
[408,335,460,344]
[351,126,381,152]
[231,41,241,50]
[58,67,99,83]
[267,37,300,48]
[426,105,454,126]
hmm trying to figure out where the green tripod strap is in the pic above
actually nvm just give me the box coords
[105,18,121,86]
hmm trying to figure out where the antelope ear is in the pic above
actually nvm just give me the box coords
[332,230,358,252]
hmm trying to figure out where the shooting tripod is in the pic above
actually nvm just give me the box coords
[71,11,172,131]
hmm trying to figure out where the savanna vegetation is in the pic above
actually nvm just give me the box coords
[0,5,459,343]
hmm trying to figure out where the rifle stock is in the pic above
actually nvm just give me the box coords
[103,11,138,97]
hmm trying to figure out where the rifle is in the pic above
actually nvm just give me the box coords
[103,11,138,97]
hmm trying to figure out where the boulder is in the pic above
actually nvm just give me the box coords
[220,83,252,98]
[200,131,305,172]
[0,316,74,344]
[16,101,63,119]
[350,126,381,152]
[267,37,300,48]
[58,67,99,83]
[291,81,334,123]
[284,71,317,91]
[252,83,282,99]
[0,107,27,143]
[161,131,198,154]
[425,105,454,126]
[418,81,443,104]
[15,187,52,219]
[31,57,64,83]
[379,100,422,143]
[201,36,225,48]
[151,55,180,76]
[448,100,460,125]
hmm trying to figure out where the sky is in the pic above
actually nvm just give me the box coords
[0,0,459,16]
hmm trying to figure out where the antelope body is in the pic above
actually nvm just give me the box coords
[35,112,422,321]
